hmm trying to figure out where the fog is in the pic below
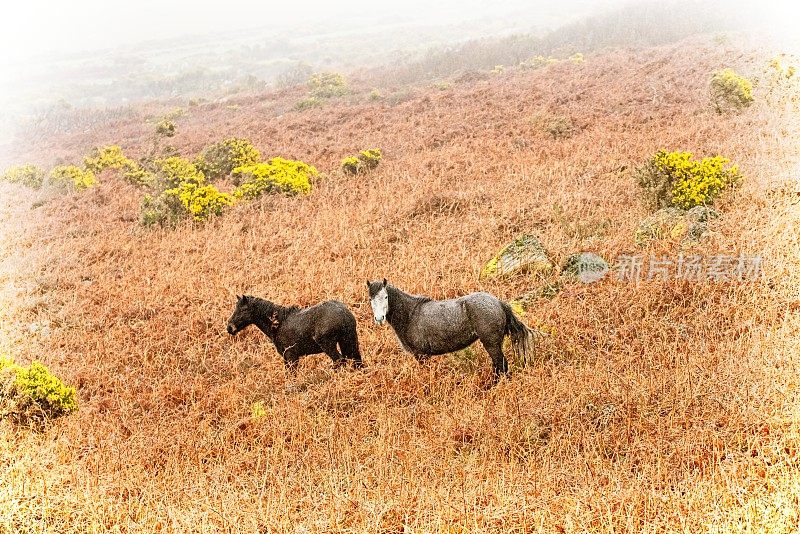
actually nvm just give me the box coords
[0,0,606,66]
[0,0,797,147]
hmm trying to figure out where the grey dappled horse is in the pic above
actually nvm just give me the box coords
[367,279,535,379]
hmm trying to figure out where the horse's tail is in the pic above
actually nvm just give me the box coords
[501,301,537,365]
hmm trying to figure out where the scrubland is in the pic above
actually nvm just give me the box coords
[1,34,800,532]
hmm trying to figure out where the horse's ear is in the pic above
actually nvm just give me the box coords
[382,278,387,287]
[236,294,241,301]
[366,280,370,288]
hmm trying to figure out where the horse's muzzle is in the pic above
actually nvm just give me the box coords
[374,318,385,325]
[226,324,237,335]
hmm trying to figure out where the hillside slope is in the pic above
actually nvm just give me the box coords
[1,36,800,532]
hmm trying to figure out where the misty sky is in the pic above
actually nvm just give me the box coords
[2,0,798,68]
[0,0,608,66]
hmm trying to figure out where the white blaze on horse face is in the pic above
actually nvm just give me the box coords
[371,287,389,324]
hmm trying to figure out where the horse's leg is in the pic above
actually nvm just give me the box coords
[469,301,509,378]
[478,338,509,377]
[337,331,364,368]
[315,336,345,368]
[282,345,302,371]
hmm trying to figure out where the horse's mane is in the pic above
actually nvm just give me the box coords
[387,285,432,317]
[248,296,301,325]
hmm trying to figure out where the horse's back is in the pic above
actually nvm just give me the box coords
[301,300,356,326]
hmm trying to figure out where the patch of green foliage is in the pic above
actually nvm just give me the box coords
[635,150,742,209]
[233,157,317,199]
[83,145,133,174]
[49,165,97,190]
[295,96,323,111]
[341,148,382,175]
[1,356,78,428]
[162,181,234,221]
[520,55,558,69]
[140,157,233,226]
[1,164,45,188]
[308,72,347,98]
[156,119,176,137]
[195,138,261,181]
[770,56,796,80]
[543,116,575,139]
[154,157,205,189]
[569,52,585,64]
[84,145,154,186]
[122,161,155,187]
[710,68,754,113]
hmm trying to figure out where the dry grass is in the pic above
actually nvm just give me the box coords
[2,37,800,532]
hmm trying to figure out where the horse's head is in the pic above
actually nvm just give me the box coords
[367,278,389,324]
[227,295,256,335]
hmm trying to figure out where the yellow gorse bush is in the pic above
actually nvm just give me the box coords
[196,138,261,181]
[1,356,78,427]
[122,162,155,187]
[636,150,741,209]
[155,157,205,188]
[233,157,317,199]
[520,55,558,69]
[141,153,318,226]
[163,181,234,221]
[710,68,754,113]
[569,52,585,64]
[308,72,347,99]
[341,148,382,174]
[49,165,98,190]
[141,157,233,225]
[83,145,133,173]
[1,164,45,188]
[769,56,796,79]
[156,119,176,137]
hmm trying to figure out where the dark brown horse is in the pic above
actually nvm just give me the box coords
[227,295,362,369]
[367,279,534,378]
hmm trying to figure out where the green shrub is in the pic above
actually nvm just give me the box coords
[49,165,97,190]
[195,138,261,181]
[543,116,575,139]
[154,157,205,188]
[491,65,505,75]
[295,96,323,111]
[710,68,754,113]
[1,164,45,188]
[341,148,382,175]
[140,193,184,227]
[520,55,558,69]
[635,150,742,209]
[163,107,186,120]
[341,156,361,174]
[141,156,234,225]
[369,89,382,100]
[233,157,317,199]
[163,181,234,221]
[122,161,155,187]
[770,56,796,79]
[83,145,133,173]
[308,72,347,98]
[156,119,176,137]
[569,52,585,64]
[1,356,78,427]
